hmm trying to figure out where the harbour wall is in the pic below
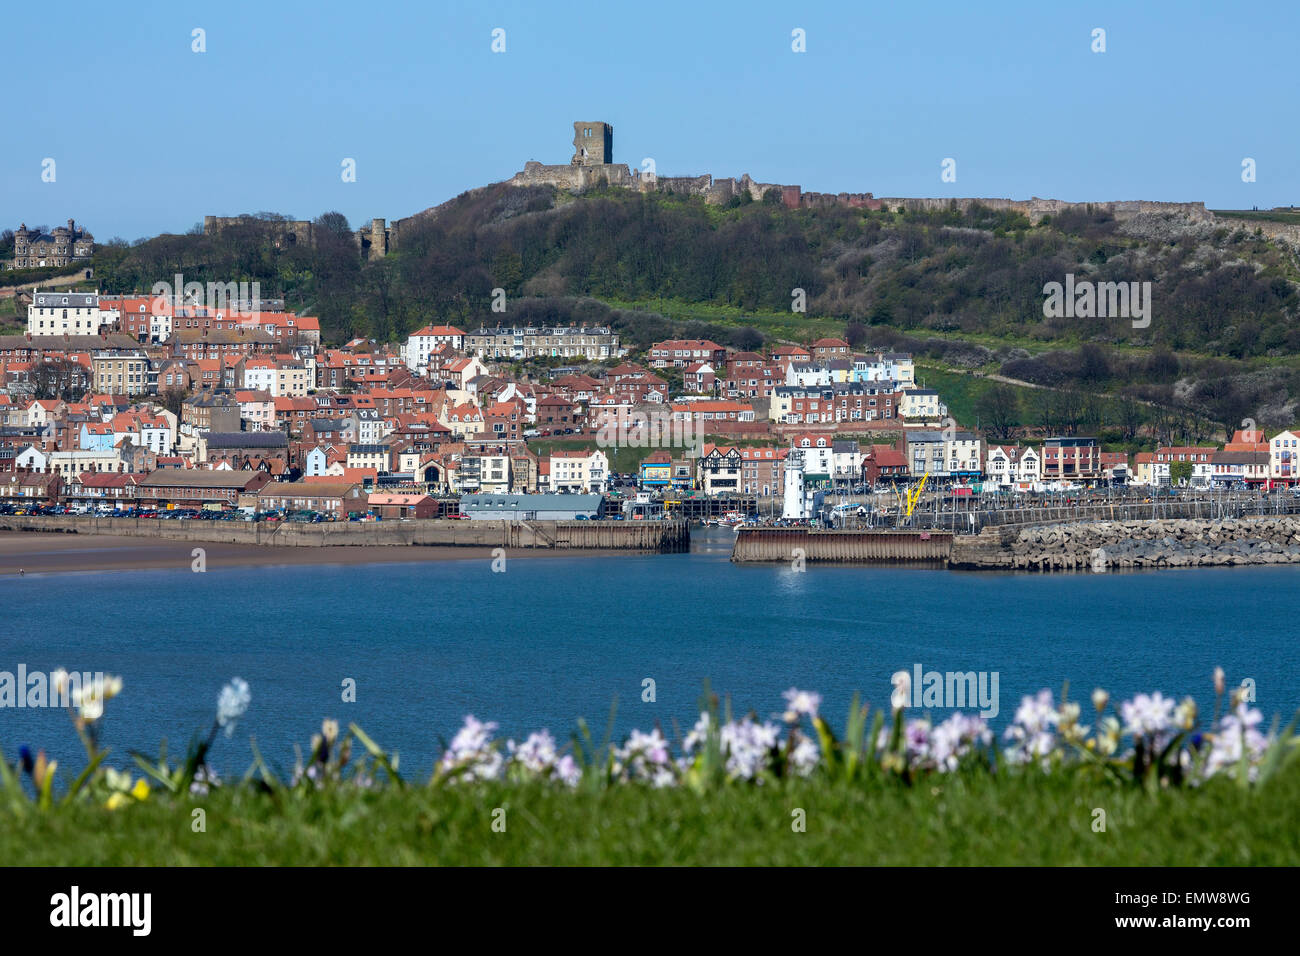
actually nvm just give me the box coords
[734,517,1300,571]
[949,516,1300,571]
[732,528,953,564]
[0,516,690,553]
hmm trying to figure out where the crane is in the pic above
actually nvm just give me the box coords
[904,471,930,519]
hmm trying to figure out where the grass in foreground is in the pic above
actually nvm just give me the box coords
[6,675,1296,866]
[5,767,1298,866]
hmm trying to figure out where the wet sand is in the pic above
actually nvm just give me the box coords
[0,532,630,576]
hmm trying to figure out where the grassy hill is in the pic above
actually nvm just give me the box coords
[87,189,1300,441]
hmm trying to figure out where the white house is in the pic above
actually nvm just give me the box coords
[899,389,947,421]
[26,291,107,335]
[786,364,832,387]
[405,325,466,372]
[850,353,915,387]
[549,449,609,494]
[243,359,278,395]
[15,446,48,472]
[352,408,384,445]
[945,432,983,479]
[790,434,835,479]
[1270,430,1300,484]
[986,445,1041,487]
[831,440,863,483]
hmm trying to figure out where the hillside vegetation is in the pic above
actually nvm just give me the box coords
[87,187,1300,436]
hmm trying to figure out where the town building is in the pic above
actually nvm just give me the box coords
[11,220,94,269]
[1040,437,1100,483]
[26,291,106,336]
[460,493,605,520]
[465,326,619,361]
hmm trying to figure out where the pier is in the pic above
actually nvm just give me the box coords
[0,515,691,553]
[732,527,953,564]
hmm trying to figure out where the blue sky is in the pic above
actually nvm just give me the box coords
[5,0,1297,240]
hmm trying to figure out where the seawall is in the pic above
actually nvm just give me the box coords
[732,528,953,564]
[0,516,690,553]
[949,516,1300,571]
[732,517,1300,571]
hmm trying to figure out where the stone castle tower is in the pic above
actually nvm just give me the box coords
[572,122,613,166]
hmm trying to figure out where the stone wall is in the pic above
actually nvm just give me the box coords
[1214,217,1300,250]
[203,215,316,246]
[510,162,636,192]
[872,197,1211,223]
[0,515,689,552]
[950,517,1300,571]
[732,527,952,564]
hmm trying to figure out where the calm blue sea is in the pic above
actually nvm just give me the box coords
[3,529,1297,779]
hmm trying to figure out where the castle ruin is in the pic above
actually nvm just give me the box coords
[213,121,1229,267]
[506,121,1212,224]
[572,122,614,166]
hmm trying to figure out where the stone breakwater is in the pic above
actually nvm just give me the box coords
[950,517,1300,571]
[0,515,690,553]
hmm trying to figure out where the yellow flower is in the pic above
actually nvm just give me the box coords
[105,792,129,810]
[130,777,150,801]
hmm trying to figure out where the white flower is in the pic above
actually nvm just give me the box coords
[890,670,911,710]
[789,736,820,776]
[1003,691,1059,766]
[682,712,712,754]
[614,728,675,786]
[1119,692,1175,738]
[440,715,504,782]
[508,730,558,775]
[216,677,251,737]
[718,718,780,781]
[781,688,822,722]
[1095,715,1122,757]
[70,674,123,721]
[1203,703,1269,781]
[930,713,991,772]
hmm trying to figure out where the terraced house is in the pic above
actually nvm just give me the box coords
[90,350,148,397]
[465,326,619,360]
[770,383,900,425]
[135,470,271,509]
[548,448,609,494]
[647,339,727,369]
[26,291,107,335]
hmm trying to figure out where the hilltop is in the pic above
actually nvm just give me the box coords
[76,175,1300,436]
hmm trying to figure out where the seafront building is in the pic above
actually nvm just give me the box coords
[4,290,1299,521]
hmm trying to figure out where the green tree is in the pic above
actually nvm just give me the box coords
[974,384,1020,441]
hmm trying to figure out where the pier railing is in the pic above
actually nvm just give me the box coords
[830,490,1300,534]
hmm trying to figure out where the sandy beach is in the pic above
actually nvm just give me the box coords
[0,532,629,576]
